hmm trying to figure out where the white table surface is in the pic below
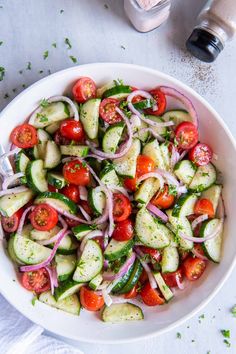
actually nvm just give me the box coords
[1,0,236,353]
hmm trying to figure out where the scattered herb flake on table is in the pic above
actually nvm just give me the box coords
[221,329,230,338]
[104,4,109,9]
[26,62,32,70]
[176,332,181,339]
[0,66,5,81]
[52,42,57,48]
[65,37,72,49]
[0,41,3,46]
[69,55,77,63]
[231,304,236,317]
[223,339,231,348]
[60,9,64,13]
[43,50,49,60]
[121,45,126,50]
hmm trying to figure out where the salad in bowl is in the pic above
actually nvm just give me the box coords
[0,76,225,324]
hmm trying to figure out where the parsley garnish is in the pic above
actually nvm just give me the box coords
[4,93,9,99]
[43,50,49,60]
[0,66,5,81]
[65,37,72,49]
[201,172,209,177]
[36,113,48,123]
[223,339,231,347]
[168,184,178,196]
[221,329,230,338]
[22,84,26,88]
[231,304,236,317]
[12,88,17,93]
[121,45,126,50]
[40,98,49,108]
[19,70,23,74]
[52,42,57,48]
[60,9,64,13]
[176,332,181,339]
[113,78,124,86]
[69,55,77,63]
[104,4,109,9]
[26,61,32,70]
[0,41,3,46]
[38,70,44,74]
[31,296,37,306]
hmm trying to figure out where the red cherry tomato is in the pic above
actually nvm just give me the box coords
[113,193,131,222]
[189,143,213,166]
[182,256,206,281]
[194,198,215,218]
[112,219,134,242]
[139,270,148,284]
[175,122,199,150]
[99,98,122,124]
[60,119,85,141]
[145,89,166,116]
[61,184,80,203]
[151,184,175,209]
[140,281,165,306]
[123,177,137,192]
[48,185,57,193]
[162,268,184,288]
[10,124,38,149]
[21,268,51,293]
[63,160,90,186]
[30,204,58,231]
[136,155,155,178]
[72,77,96,103]
[132,95,144,104]
[80,286,104,311]
[1,208,23,233]
[54,130,72,145]
[64,217,81,228]
[193,244,205,257]
[124,284,138,299]
[187,214,202,236]
[139,246,161,262]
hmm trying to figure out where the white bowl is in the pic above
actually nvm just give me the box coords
[1,63,236,344]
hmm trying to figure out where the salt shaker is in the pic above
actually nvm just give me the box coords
[124,0,171,33]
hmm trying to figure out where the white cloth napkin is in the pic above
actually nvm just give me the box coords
[0,295,83,354]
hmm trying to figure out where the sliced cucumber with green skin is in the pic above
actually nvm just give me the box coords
[162,110,192,125]
[37,142,48,160]
[0,189,34,217]
[7,235,24,264]
[26,159,48,193]
[172,193,198,217]
[134,177,160,205]
[15,152,30,184]
[35,192,77,215]
[39,291,80,315]
[111,262,135,293]
[89,273,103,290]
[104,238,134,261]
[55,254,77,282]
[189,163,217,192]
[132,117,149,142]
[145,115,167,137]
[47,172,66,189]
[153,272,173,301]
[44,141,61,169]
[29,102,69,128]
[174,160,197,185]
[166,209,194,250]
[103,85,132,99]
[60,145,89,157]
[142,139,165,169]
[73,240,103,282]
[88,187,106,216]
[133,99,154,110]
[100,163,120,187]
[116,259,142,294]
[80,98,101,139]
[102,123,125,154]
[72,224,93,241]
[13,234,51,265]
[97,81,115,98]
[200,218,223,263]
[135,208,171,249]
[54,280,83,301]
[201,184,222,215]
[21,224,33,238]
[160,143,171,171]
[102,303,144,323]
[37,129,52,142]
[30,226,60,241]
[113,139,141,178]
[54,236,78,255]
[161,246,179,273]
[45,122,61,134]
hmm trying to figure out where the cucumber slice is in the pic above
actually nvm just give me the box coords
[135,208,171,249]
[15,152,30,183]
[162,110,192,125]
[160,143,171,171]
[35,192,77,215]
[26,160,48,193]
[37,142,48,160]
[116,259,142,294]
[0,189,34,217]
[54,280,83,301]
[39,291,80,315]
[53,235,78,255]
[7,235,24,264]
[113,139,141,178]
[200,218,223,263]
[47,172,66,189]
[21,224,33,238]
[13,234,51,265]
[103,85,132,100]
[97,81,115,98]
[142,139,165,169]
[72,224,93,241]
[100,163,120,187]
[37,129,52,142]
[44,141,61,169]
[29,102,69,128]
[133,99,154,110]
[30,226,60,241]
[89,273,103,290]
[73,240,103,282]
[161,246,179,273]
[134,177,160,205]
[104,238,134,261]
[55,254,77,282]
[166,209,194,250]
[88,187,106,216]
[132,117,149,142]
[102,122,125,154]
[201,184,222,215]
[153,272,174,301]
[80,98,101,139]
[172,193,198,217]
[111,262,135,293]
[174,160,197,185]
[145,115,167,137]
[102,303,144,323]
[45,122,61,134]
[189,163,217,192]
[60,145,89,157]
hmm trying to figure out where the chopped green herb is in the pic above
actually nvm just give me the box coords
[40,98,49,108]
[191,339,195,343]
[65,37,72,49]
[113,78,124,86]
[60,9,64,13]
[26,61,32,70]
[4,93,9,99]
[12,88,17,93]
[0,66,5,81]
[52,42,57,48]
[19,70,23,74]
[231,304,236,317]
[38,70,44,74]
[0,41,3,46]
[36,113,48,123]
[223,339,231,348]
[22,84,26,88]
[48,69,51,75]
[31,296,37,306]
[206,351,210,354]
[104,4,109,9]
[176,332,181,339]
[43,50,49,60]
[168,184,178,196]
[69,55,77,63]
[221,329,230,338]
[121,45,126,50]
[201,172,209,177]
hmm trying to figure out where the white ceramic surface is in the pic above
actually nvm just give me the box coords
[0,63,236,344]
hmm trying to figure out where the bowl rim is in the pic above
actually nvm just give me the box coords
[1,62,236,344]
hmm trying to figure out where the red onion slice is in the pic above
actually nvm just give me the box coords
[80,230,103,252]
[45,266,58,295]
[176,275,186,290]
[191,214,208,230]
[17,206,34,235]
[157,168,180,187]
[178,150,188,162]
[147,203,168,223]
[47,96,79,121]
[170,145,180,169]
[2,172,25,190]
[109,185,130,199]
[0,186,29,197]
[135,247,157,289]
[79,186,88,201]
[192,248,208,261]
[103,252,136,281]
[102,288,113,307]
[78,205,91,221]
[137,171,164,189]
[0,147,21,176]
[39,227,68,246]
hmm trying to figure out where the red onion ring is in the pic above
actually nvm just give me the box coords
[191,214,208,230]
[192,248,208,261]
[147,203,168,223]
[17,206,34,235]
[135,247,157,289]
[109,185,130,199]
[80,230,103,252]
[103,252,136,281]
[176,275,186,290]
[170,145,180,169]
[178,150,188,162]
[78,186,88,201]
[0,186,29,197]
[45,266,58,295]
[78,205,91,221]
[134,127,165,142]
[102,288,113,307]
[137,171,164,189]
[39,228,68,246]
[157,168,180,187]
[2,172,25,190]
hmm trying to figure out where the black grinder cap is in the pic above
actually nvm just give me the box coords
[186,28,224,63]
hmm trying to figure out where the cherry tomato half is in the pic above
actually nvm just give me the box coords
[80,286,104,311]
[193,244,205,257]
[112,219,134,242]
[21,268,51,293]
[61,184,80,203]
[72,77,96,103]
[151,184,175,209]
[54,130,72,145]
[162,268,184,288]
[145,89,166,116]
[139,246,161,262]
[60,119,85,142]
[140,281,165,306]
[194,198,214,218]
[1,208,23,233]
[10,124,38,149]
[189,143,213,166]
[136,155,155,178]
[48,185,58,193]
[124,284,138,299]
[175,122,199,150]
[113,193,131,222]
[30,204,58,231]
[99,98,122,124]
[63,160,90,186]
[123,177,137,192]
[182,256,206,281]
